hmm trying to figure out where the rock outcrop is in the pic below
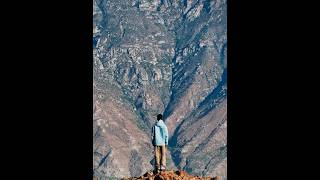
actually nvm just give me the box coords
[122,170,219,180]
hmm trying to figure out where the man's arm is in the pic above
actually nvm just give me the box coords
[164,125,169,146]
[151,126,155,146]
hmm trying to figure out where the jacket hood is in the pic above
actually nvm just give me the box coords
[156,120,165,127]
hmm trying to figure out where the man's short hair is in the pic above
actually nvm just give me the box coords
[157,114,163,120]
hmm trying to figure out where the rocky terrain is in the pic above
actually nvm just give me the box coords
[93,0,227,179]
[121,170,218,180]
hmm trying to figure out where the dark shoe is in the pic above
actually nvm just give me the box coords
[153,169,160,174]
[160,166,166,172]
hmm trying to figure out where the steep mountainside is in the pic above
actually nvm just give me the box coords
[93,0,227,179]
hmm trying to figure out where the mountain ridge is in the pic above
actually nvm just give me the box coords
[93,0,227,179]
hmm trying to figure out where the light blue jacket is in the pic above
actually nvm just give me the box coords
[151,120,169,146]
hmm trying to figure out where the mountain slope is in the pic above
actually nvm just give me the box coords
[93,0,227,179]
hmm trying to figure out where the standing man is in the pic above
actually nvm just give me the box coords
[151,114,169,173]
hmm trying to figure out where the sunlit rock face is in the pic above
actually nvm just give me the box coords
[93,0,227,179]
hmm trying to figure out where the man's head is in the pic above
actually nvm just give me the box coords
[157,114,163,121]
